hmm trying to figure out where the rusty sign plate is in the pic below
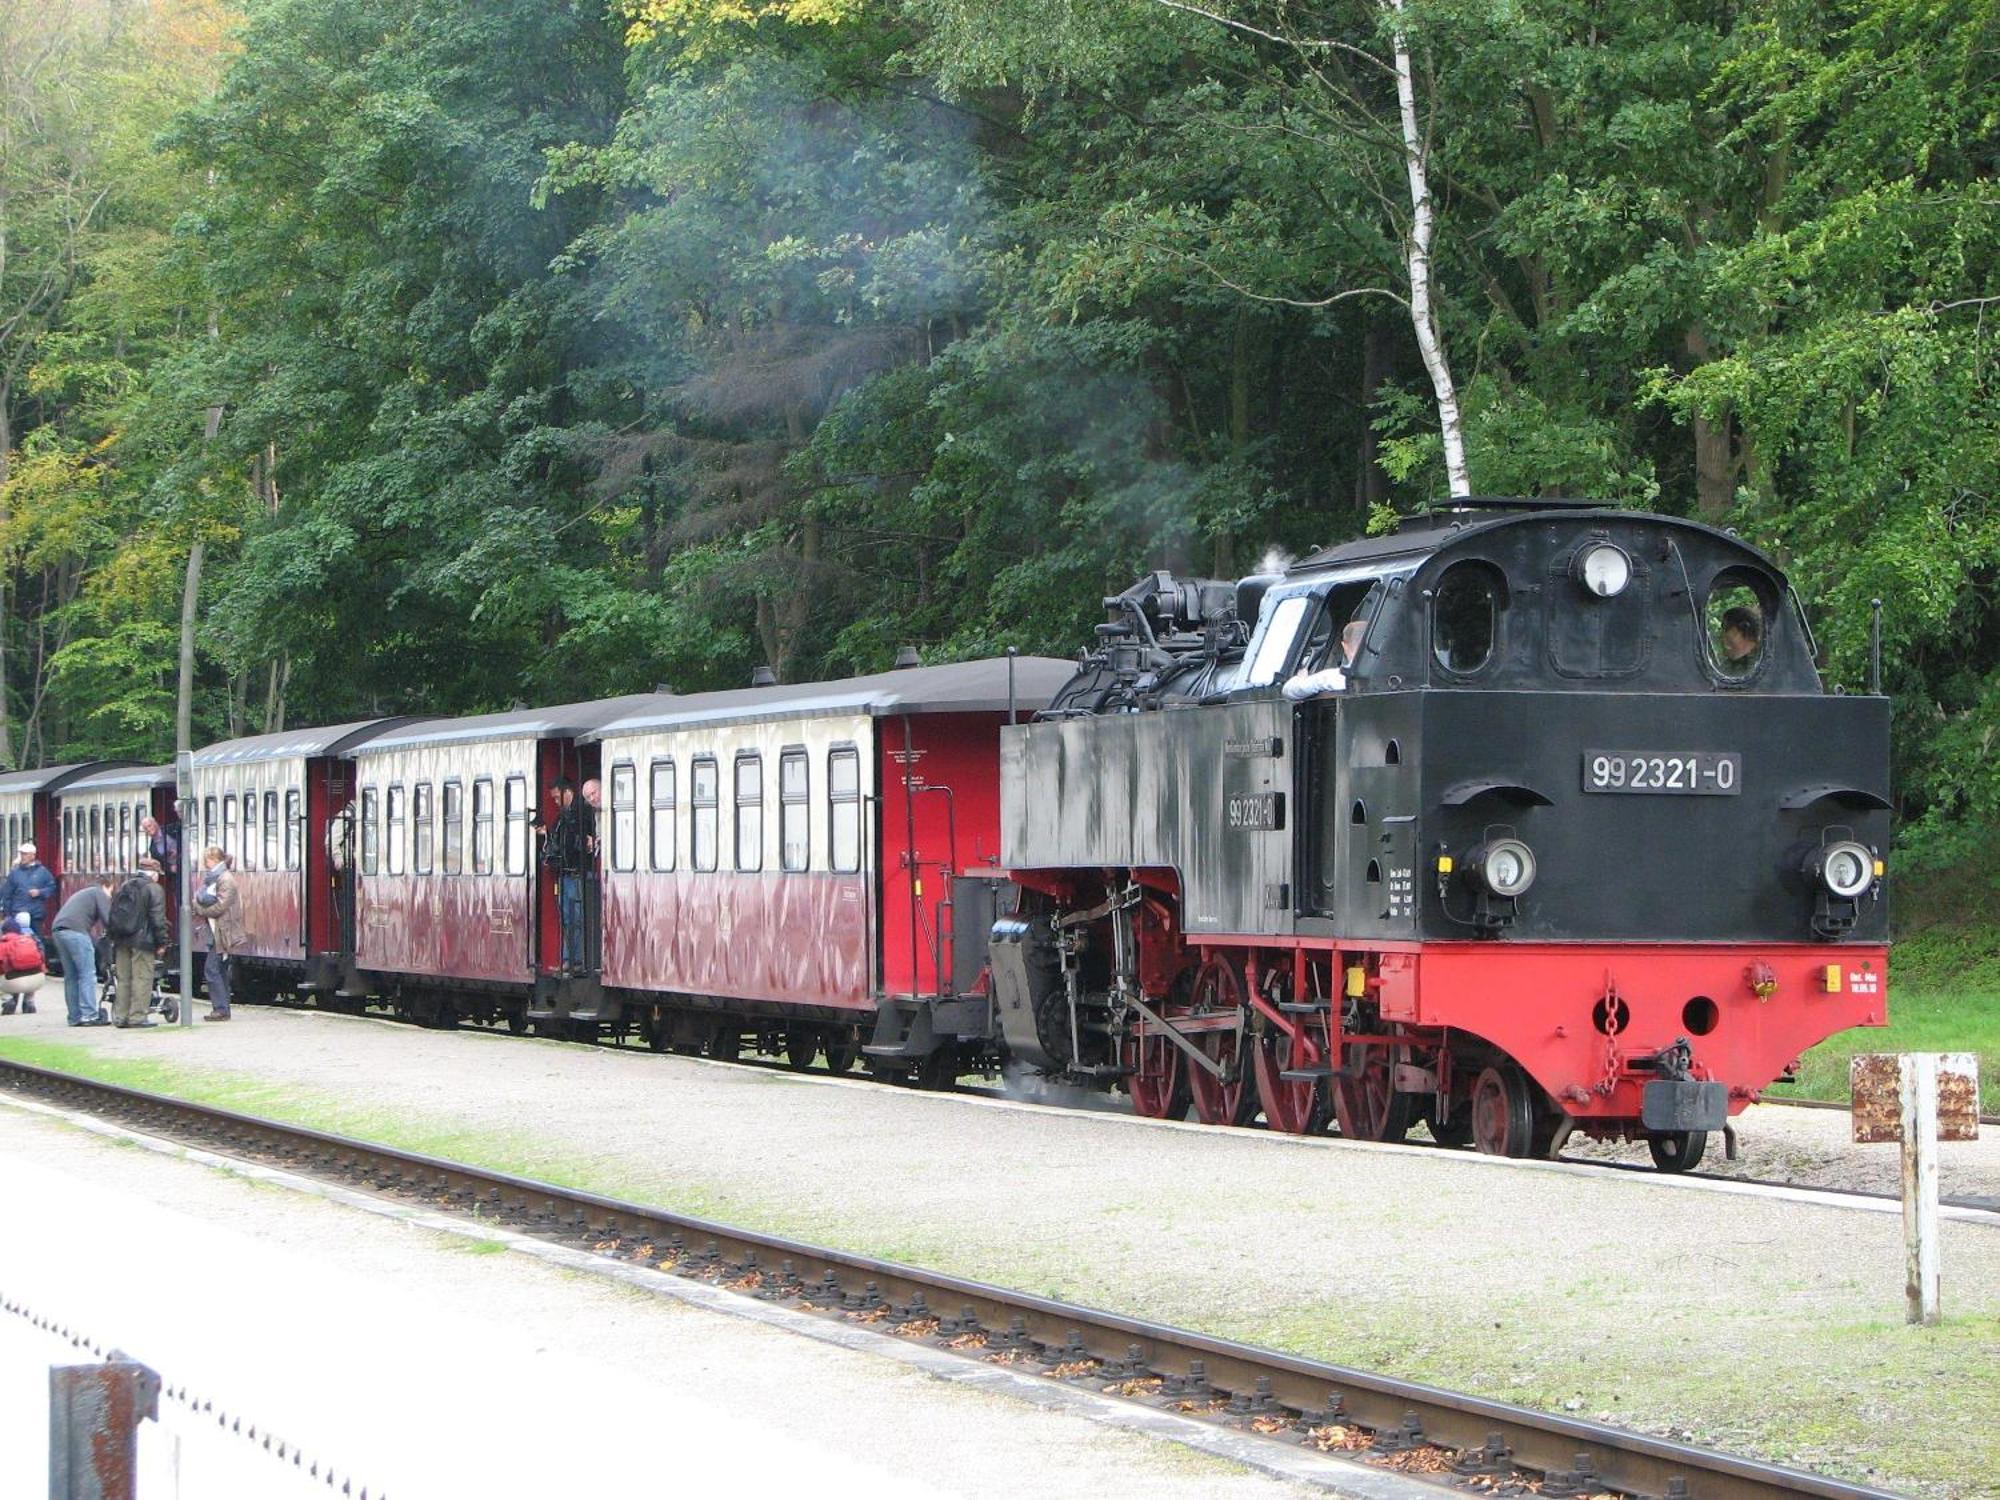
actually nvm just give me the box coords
[1851,1052,1981,1143]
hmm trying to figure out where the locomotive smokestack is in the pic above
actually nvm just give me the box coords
[894,645,922,669]
[750,665,777,687]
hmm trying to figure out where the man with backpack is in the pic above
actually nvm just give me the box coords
[50,875,117,1025]
[107,859,169,1028]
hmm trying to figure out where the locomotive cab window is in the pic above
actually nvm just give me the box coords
[649,759,676,872]
[735,753,763,873]
[1432,561,1505,675]
[609,761,636,873]
[1243,593,1312,687]
[692,757,719,873]
[1706,569,1771,680]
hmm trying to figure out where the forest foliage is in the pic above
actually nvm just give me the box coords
[1,0,1996,870]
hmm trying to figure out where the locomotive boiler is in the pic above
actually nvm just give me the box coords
[990,498,1890,1169]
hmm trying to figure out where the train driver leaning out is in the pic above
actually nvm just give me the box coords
[1282,615,1368,702]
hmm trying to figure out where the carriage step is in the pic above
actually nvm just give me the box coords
[1279,1066,1334,1083]
[1278,1001,1330,1014]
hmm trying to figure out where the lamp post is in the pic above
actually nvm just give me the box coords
[175,752,193,1029]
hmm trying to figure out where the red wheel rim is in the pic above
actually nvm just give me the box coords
[1253,1025,1322,1134]
[1332,1042,1409,1141]
[1124,1028,1182,1118]
[1470,1065,1531,1157]
[1184,957,1250,1126]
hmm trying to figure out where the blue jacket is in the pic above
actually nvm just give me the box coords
[0,861,57,924]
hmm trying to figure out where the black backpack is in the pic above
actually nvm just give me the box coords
[106,878,149,943]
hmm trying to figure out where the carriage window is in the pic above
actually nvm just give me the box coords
[115,804,130,871]
[1245,593,1311,687]
[441,781,464,875]
[780,748,809,872]
[1432,561,1504,675]
[412,782,434,875]
[204,797,218,863]
[264,790,280,871]
[386,785,407,876]
[360,787,379,875]
[472,778,494,875]
[503,775,529,877]
[87,807,101,870]
[828,747,861,873]
[285,789,302,870]
[1706,571,1768,680]
[692,757,718,872]
[244,792,261,870]
[649,759,676,872]
[609,762,637,873]
[734,754,762,873]
[223,796,239,866]
[62,808,73,870]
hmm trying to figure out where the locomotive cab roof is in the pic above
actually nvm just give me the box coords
[1228,500,1823,699]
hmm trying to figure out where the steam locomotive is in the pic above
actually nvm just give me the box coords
[14,498,1888,1173]
[992,497,1889,1168]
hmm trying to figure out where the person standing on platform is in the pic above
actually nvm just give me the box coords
[0,843,56,958]
[50,876,115,1025]
[191,846,244,1021]
[108,859,170,1028]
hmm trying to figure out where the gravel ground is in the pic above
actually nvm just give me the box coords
[0,1107,1320,1500]
[3,994,1997,1497]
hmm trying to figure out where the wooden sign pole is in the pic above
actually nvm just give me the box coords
[1899,1052,1940,1325]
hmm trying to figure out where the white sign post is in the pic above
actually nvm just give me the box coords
[1852,1050,1980,1327]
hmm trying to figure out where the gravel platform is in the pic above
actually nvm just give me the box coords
[3,995,1997,1498]
[0,1107,1321,1500]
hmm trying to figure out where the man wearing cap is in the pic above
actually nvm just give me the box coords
[0,842,57,958]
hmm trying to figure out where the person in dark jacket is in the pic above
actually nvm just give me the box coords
[543,781,593,973]
[0,843,57,956]
[108,859,170,1028]
[50,876,115,1025]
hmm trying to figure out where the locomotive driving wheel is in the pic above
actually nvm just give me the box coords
[1184,956,1254,1126]
[1469,1064,1535,1157]
[1332,1042,1412,1142]
[1253,1020,1330,1135]
[1123,1026,1185,1119]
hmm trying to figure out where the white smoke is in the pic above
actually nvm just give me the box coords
[1257,545,1295,576]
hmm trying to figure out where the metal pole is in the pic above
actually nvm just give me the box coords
[49,1355,158,1500]
[176,752,194,1028]
[1005,646,1018,726]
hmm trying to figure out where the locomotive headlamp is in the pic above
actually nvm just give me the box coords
[1573,542,1632,598]
[1467,837,1537,898]
[1808,840,1875,900]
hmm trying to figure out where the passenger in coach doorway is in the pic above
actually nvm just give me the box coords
[544,780,593,974]
[142,814,179,880]
[192,845,244,1021]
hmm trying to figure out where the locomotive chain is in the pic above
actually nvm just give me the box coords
[0,1058,1903,1500]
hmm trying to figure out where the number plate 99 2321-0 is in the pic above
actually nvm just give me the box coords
[1583,751,1741,795]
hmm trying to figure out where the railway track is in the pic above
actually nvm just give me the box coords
[0,1057,1907,1500]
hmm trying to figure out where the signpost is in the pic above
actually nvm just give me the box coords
[1851,1051,1981,1325]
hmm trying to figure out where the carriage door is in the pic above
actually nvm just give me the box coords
[533,739,590,976]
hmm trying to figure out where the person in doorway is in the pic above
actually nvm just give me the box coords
[543,781,591,974]
[0,843,56,957]
[0,912,45,1016]
[580,778,603,859]
[191,846,244,1021]
[50,876,115,1025]
[141,815,179,880]
[108,858,170,1028]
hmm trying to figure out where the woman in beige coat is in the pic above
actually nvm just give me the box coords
[191,846,245,1020]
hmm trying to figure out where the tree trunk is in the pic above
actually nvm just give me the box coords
[1353,313,1391,520]
[1385,0,1469,498]
[0,389,12,770]
[1685,326,1736,519]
